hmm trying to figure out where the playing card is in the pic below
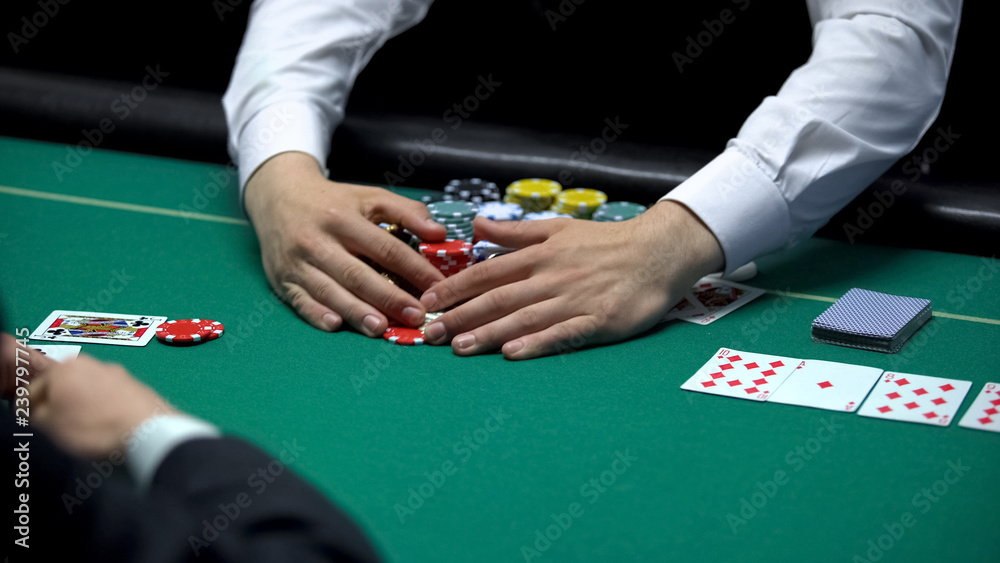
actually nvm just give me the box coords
[680,347,801,401]
[958,383,1000,433]
[29,311,167,347]
[769,360,882,412]
[857,371,972,426]
[29,345,82,363]
[661,292,710,322]
[677,279,765,325]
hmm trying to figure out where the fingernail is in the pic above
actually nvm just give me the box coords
[322,313,339,331]
[504,340,525,356]
[424,322,446,344]
[454,333,476,351]
[362,314,382,336]
[421,292,438,311]
[426,218,442,230]
[403,306,423,326]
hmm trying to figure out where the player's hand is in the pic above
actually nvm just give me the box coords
[245,151,447,336]
[30,355,176,459]
[0,333,52,398]
[420,201,725,360]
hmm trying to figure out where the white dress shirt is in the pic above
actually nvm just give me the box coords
[223,0,962,273]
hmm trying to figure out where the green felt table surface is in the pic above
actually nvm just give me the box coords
[2,136,998,562]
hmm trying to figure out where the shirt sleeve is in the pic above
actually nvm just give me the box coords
[664,0,962,273]
[126,414,221,490]
[222,0,435,203]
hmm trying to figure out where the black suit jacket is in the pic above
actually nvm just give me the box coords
[3,411,380,562]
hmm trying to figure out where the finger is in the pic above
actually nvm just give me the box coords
[501,315,610,361]
[28,373,50,421]
[422,278,552,345]
[25,345,53,376]
[448,298,575,356]
[345,220,444,292]
[300,259,426,337]
[420,249,535,313]
[281,281,343,332]
[298,235,428,329]
[370,190,448,243]
[472,216,565,249]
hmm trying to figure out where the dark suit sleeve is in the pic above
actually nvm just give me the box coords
[140,437,381,563]
[3,411,380,563]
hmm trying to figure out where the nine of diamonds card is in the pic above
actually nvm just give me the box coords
[857,371,972,427]
[958,383,1000,433]
[29,310,167,347]
[680,347,800,401]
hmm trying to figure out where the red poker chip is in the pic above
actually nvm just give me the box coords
[419,240,473,257]
[155,319,224,345]
[382,326,425,346]
[428,258,472,267]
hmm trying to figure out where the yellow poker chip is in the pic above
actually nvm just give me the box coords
[553,188,607,218]
[507,178,562,198]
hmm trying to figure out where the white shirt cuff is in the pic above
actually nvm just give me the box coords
[662,148,791,274]
[126,414,221,490]
[235,100,332,208]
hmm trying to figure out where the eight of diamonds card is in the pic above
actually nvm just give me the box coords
[680,347,801,401]
[857,372,972,426]
[769,360,883,412]
[958,383,1000,433]
[29,310,167,347]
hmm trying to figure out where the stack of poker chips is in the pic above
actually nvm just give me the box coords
[419,240,474,277]
[477,201,524,221]
[592,201,647,222]
[811,288,932,353]
[522,211,572,221]
[551,188,608,219]
[504,178,562,213]
[444,178,502,204]
[427,200,478,243]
